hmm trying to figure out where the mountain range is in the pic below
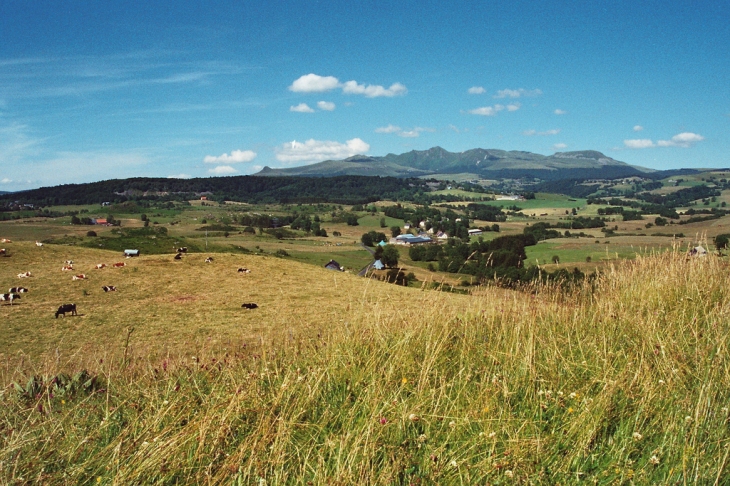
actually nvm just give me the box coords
[256,147,654,180]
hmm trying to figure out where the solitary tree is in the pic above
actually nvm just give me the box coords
[381,245,400,268]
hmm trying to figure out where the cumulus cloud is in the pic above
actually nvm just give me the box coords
[624,132,704,149]
[506,103,521,112]
[1,178,12,183]
[468,105,504,116]
[375,125,433,138]
[657,132,705,147]
[624,139,656,149]
[289,74,340,93]
[494,88,542,99]
[288,74,407,98]
[275,138,370,163]
[208,165,238,175]
[468,86,485,94]
[167,174,192,179]
[203,149,257,164]
[375,124,402,133]
[633,125,644,132]
[553,143,568,150]
[290,103,315,113]
[317,101,335,111]
[554,109,567,115]
[341,80,407,97]
[523,128,560,136]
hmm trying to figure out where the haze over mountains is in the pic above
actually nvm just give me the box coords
[256,147,653,180]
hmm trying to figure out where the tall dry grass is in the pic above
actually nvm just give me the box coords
[1,246,729,484]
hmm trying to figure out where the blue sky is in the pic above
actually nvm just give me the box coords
[1,1,729,191]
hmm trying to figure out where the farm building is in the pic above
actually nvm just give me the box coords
[124,249,140,257]
[324,260,344,271]
[391,234,433,246]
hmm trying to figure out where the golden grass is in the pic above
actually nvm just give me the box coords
[0,242,729,483]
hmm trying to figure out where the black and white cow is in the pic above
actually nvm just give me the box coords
[9,287,28,294]
[174,253,182,260]
[205,257,214,263]
[55,303,77,318]
[241,303,258,309]
[237,267,251,273]
[0,293,20,305]
[101,286,117,292]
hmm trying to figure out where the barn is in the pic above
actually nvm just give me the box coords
[124,249,140,257]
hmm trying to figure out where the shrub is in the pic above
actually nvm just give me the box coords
[86,231,97,237]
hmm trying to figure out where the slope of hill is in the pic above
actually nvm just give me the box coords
[255,147,652,180]
[1,242,728,483]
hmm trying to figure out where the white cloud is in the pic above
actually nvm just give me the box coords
[342,80,407,98]
[317,101,336,111]
[290,103,315,113]
[203,149,257,164]
[624,132,704,149]
[448,125,461,133]
[288,74,340,93]
[624,139,656,149]
[375,124,402,133]
[657,132,705,147]
[167,174,192,179]
[633,125,644,132]
[467,105,505,116]
[506,103,521,112]
[275,138,370,163]
[1,178,12,183]
[468,86,485,94]
[523,128,560,136]
[375,125,434,137]
[288,74,407,98]
[494,88,542,99]
[553,143,568,150]
[208,165,238,175]
[554,109,567,115]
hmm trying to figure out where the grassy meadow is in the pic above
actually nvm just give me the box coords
[1,236,729,483]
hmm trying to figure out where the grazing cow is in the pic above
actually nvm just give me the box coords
[62,265,74,271]
[176,247,187,253]
[112,262,126,268]
[9,287,28,294]
[237,267,251,273]
[241,303,258,309]
[174,253,182,260]
[0,249,5,255]
[55,303,77,318]
[72,274,87,281]
[0,293,20,305]
[0,238,11,243]
[101,285,117,292]
[64,260,74,265]
[96,263,106,269]
[35,241,43,247]
[205,257,214,263]
[17,271,31,278]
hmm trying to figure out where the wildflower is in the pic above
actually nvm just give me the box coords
[568,407,574,414]
[401,377,408,385]
[379,417,387,425]
[632,432,642,441]
[557,391,564,397]
[488,431,497,438]
[450,459,458,468]
[162,400,169,406]
[684,415,692,423]
[417,434,427,443]
[97,478,101,483]
[538,390,544,396]
[408,414,419,422]
[449,420,456,428]
[482,406,489,413]
[649,455,660,465]
[658,379,665,385]
[569,392,577,399]
[505,470,514,478]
